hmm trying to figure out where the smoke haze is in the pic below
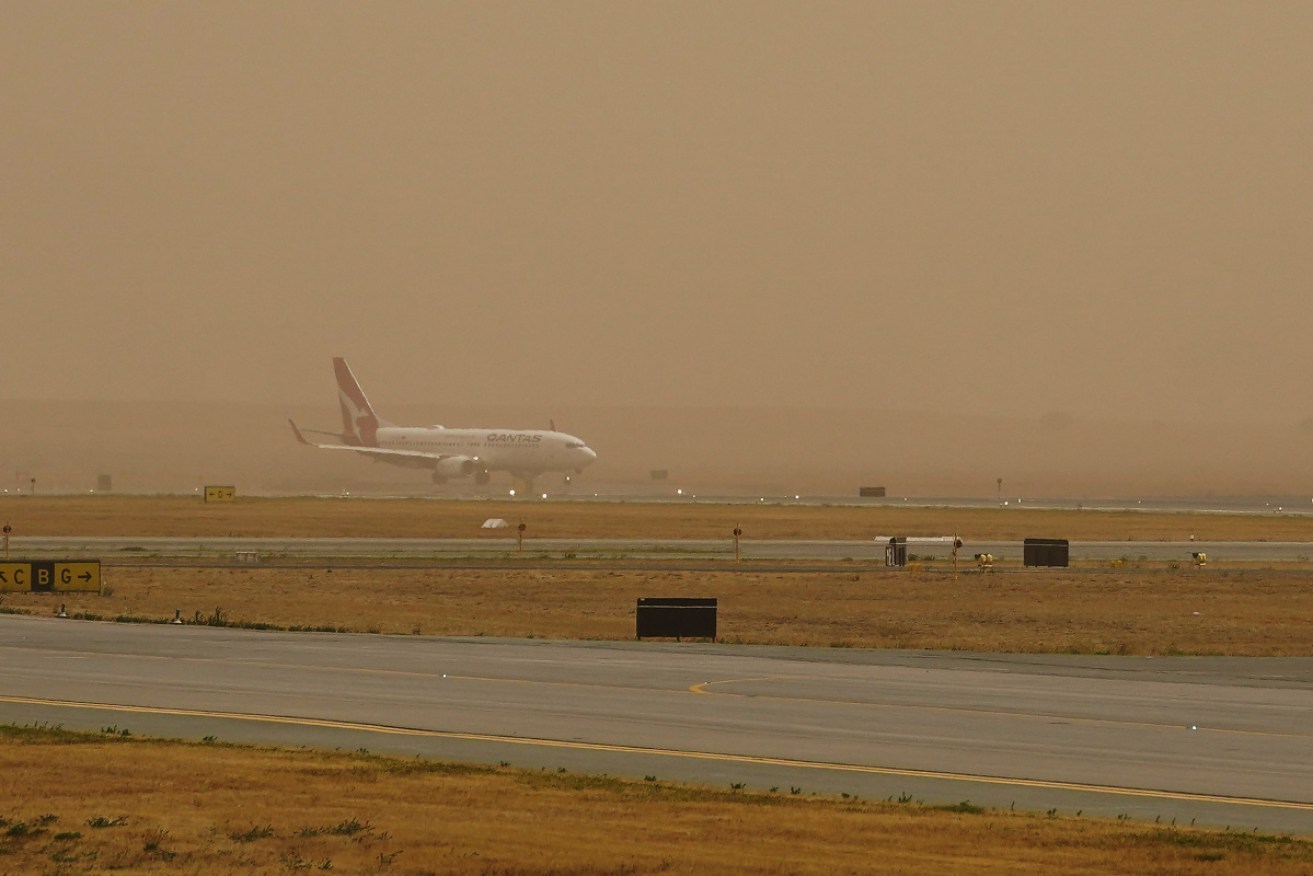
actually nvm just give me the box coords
[4,3,1311,494]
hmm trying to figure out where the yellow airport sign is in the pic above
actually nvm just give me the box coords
[0,561,101,593]
[0,563,28,592]
[55,562,101,591]
[204,485,236,503]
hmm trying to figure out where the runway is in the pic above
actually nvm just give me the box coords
[2,615,1310,835]
[12,535,1313,563]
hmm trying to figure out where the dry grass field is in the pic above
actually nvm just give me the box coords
[2,496,1302,654]
[4,496,1312,873]
[2,496,1312,655]
[3,724,1311,876]
[5,494,1313,541]
[5,564,1312,656]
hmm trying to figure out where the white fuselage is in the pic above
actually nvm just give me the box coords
[374,426,597,476]
[294,357,597,488]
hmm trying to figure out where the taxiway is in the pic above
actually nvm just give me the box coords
[1,615,1309,834]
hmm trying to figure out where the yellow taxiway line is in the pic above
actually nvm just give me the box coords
[3,694,1311,813]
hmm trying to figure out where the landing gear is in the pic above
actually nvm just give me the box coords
[474,470,491,486]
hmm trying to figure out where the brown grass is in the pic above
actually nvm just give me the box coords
[4,494,1312,541]
[5,498,1311,871]
[7,495,1307,656]
[4,564,1311,656]
[3,725,1310,875]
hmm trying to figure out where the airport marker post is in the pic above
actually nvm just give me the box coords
[2,523,9,559]
[733,526,742,562]
[517,521,526,552]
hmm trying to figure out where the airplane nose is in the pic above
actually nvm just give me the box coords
[579,447,597,466]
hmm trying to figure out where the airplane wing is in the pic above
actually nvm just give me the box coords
[289,419,313,446]
[308,444,445,461]
[289,419,456,462]
[297,426,352,441]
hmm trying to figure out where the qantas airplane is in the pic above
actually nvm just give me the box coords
[290,358,597,493]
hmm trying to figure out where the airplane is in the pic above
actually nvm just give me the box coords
[290,357,597,494]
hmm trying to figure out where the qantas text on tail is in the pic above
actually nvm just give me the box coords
[290,358,597,491]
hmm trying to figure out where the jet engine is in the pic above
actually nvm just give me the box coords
[431,456,477,482]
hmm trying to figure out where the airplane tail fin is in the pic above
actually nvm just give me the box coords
[333,357,381,447]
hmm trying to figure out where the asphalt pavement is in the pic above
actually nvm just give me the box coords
[2,615,1310,835]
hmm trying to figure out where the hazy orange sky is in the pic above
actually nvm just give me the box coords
[5,2,1311,422]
